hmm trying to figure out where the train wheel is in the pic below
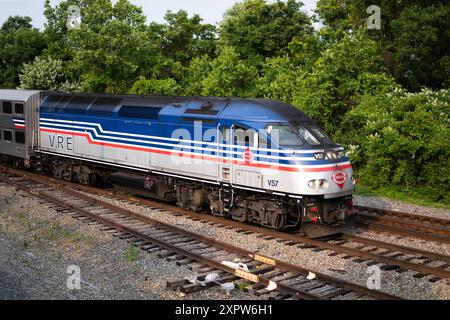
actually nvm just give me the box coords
[14,158,24,170]
[88,173,97,186]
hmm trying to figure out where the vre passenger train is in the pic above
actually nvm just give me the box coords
[0,89,355,236]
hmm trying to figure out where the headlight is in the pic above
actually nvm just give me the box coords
[308,179,329,189]
[326,151,338,160]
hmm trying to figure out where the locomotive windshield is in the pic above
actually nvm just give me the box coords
[309,125,334,145]
[266,123,334,148]
[293,124,334,146]
[295,126,321,146]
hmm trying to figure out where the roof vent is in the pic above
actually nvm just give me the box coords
[201,101,213,109]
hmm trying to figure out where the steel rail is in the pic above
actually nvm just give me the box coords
[353,219,450,244]
[354,205,450,228]
[1,166,448,281]
[0,172,401,300]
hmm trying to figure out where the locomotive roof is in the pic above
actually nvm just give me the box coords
[0,89,41,102]
[40,92,311,122]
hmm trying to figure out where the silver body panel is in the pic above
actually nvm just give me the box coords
[0,90,41,160]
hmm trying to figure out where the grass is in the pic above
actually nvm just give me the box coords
[22,239,30,249]
[235,281,251,291]
[124,243,139,262]
[16,211,32,231]
[355,183,450,210]
[46,221,92,243]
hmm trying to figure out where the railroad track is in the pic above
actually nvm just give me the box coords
[0,172,400,300]
[353,206,450,244]
[1,166,449,284]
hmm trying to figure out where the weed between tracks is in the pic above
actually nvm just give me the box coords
[124,243,139,262]
[0,187,93,252]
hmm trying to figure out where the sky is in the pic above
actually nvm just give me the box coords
[0,0,318,29]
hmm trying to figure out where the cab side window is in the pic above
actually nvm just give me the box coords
[221,126,229,143]
[234,126,248,146]
[234,125,258,147]
[258,131,270,148]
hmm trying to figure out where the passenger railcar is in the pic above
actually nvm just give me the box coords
[0,89,355,236]
[0,90,41,168]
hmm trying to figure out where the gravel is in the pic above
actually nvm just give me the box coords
[0,185,254,300]
[75,189,450,300]
[354,194,450,221]
[1,182,449,300]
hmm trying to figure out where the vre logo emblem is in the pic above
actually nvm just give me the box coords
[332,170,347,189]
[243,147,253,164]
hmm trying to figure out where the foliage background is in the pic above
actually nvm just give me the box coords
[1,0,449,203]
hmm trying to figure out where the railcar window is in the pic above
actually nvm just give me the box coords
[0,130,2,140]
[267,124,304,147]
[64,96,95,114]
[3,130,12,142]
[89,97,121,116]
[3,101,12,114]
[118,106,161,119]
[15,131,25,144]
[295,126,321,146]
[15,103,24,114]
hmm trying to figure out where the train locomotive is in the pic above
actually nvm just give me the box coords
[0,89,355,236]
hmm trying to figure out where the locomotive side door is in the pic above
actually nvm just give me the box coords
[217,124,232,185]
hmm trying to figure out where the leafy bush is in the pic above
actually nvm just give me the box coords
[338,88,450,202]
[186,46,258,97]
[130,77,181,96]
[19,56,80,92]
[292,31,391,133]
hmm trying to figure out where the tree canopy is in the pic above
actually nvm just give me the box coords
[219,0,313,63]
[0,16,46,88]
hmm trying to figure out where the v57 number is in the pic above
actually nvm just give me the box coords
[267,179,279,187]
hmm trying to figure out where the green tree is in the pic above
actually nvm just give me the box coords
[390,4,450,90]
[154,10,217,66]
[1,15,33,31]
[220,0,313,63]
[199,46,258,97]
[339,88,450,202]
[316,0,450,90]
[292,31,395,133]
[183,55,212,96]
[43,0,159,93]
[19,56,64,90]
[0,16,46,88]
[130,77,181,96]
[256,57,301,103]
